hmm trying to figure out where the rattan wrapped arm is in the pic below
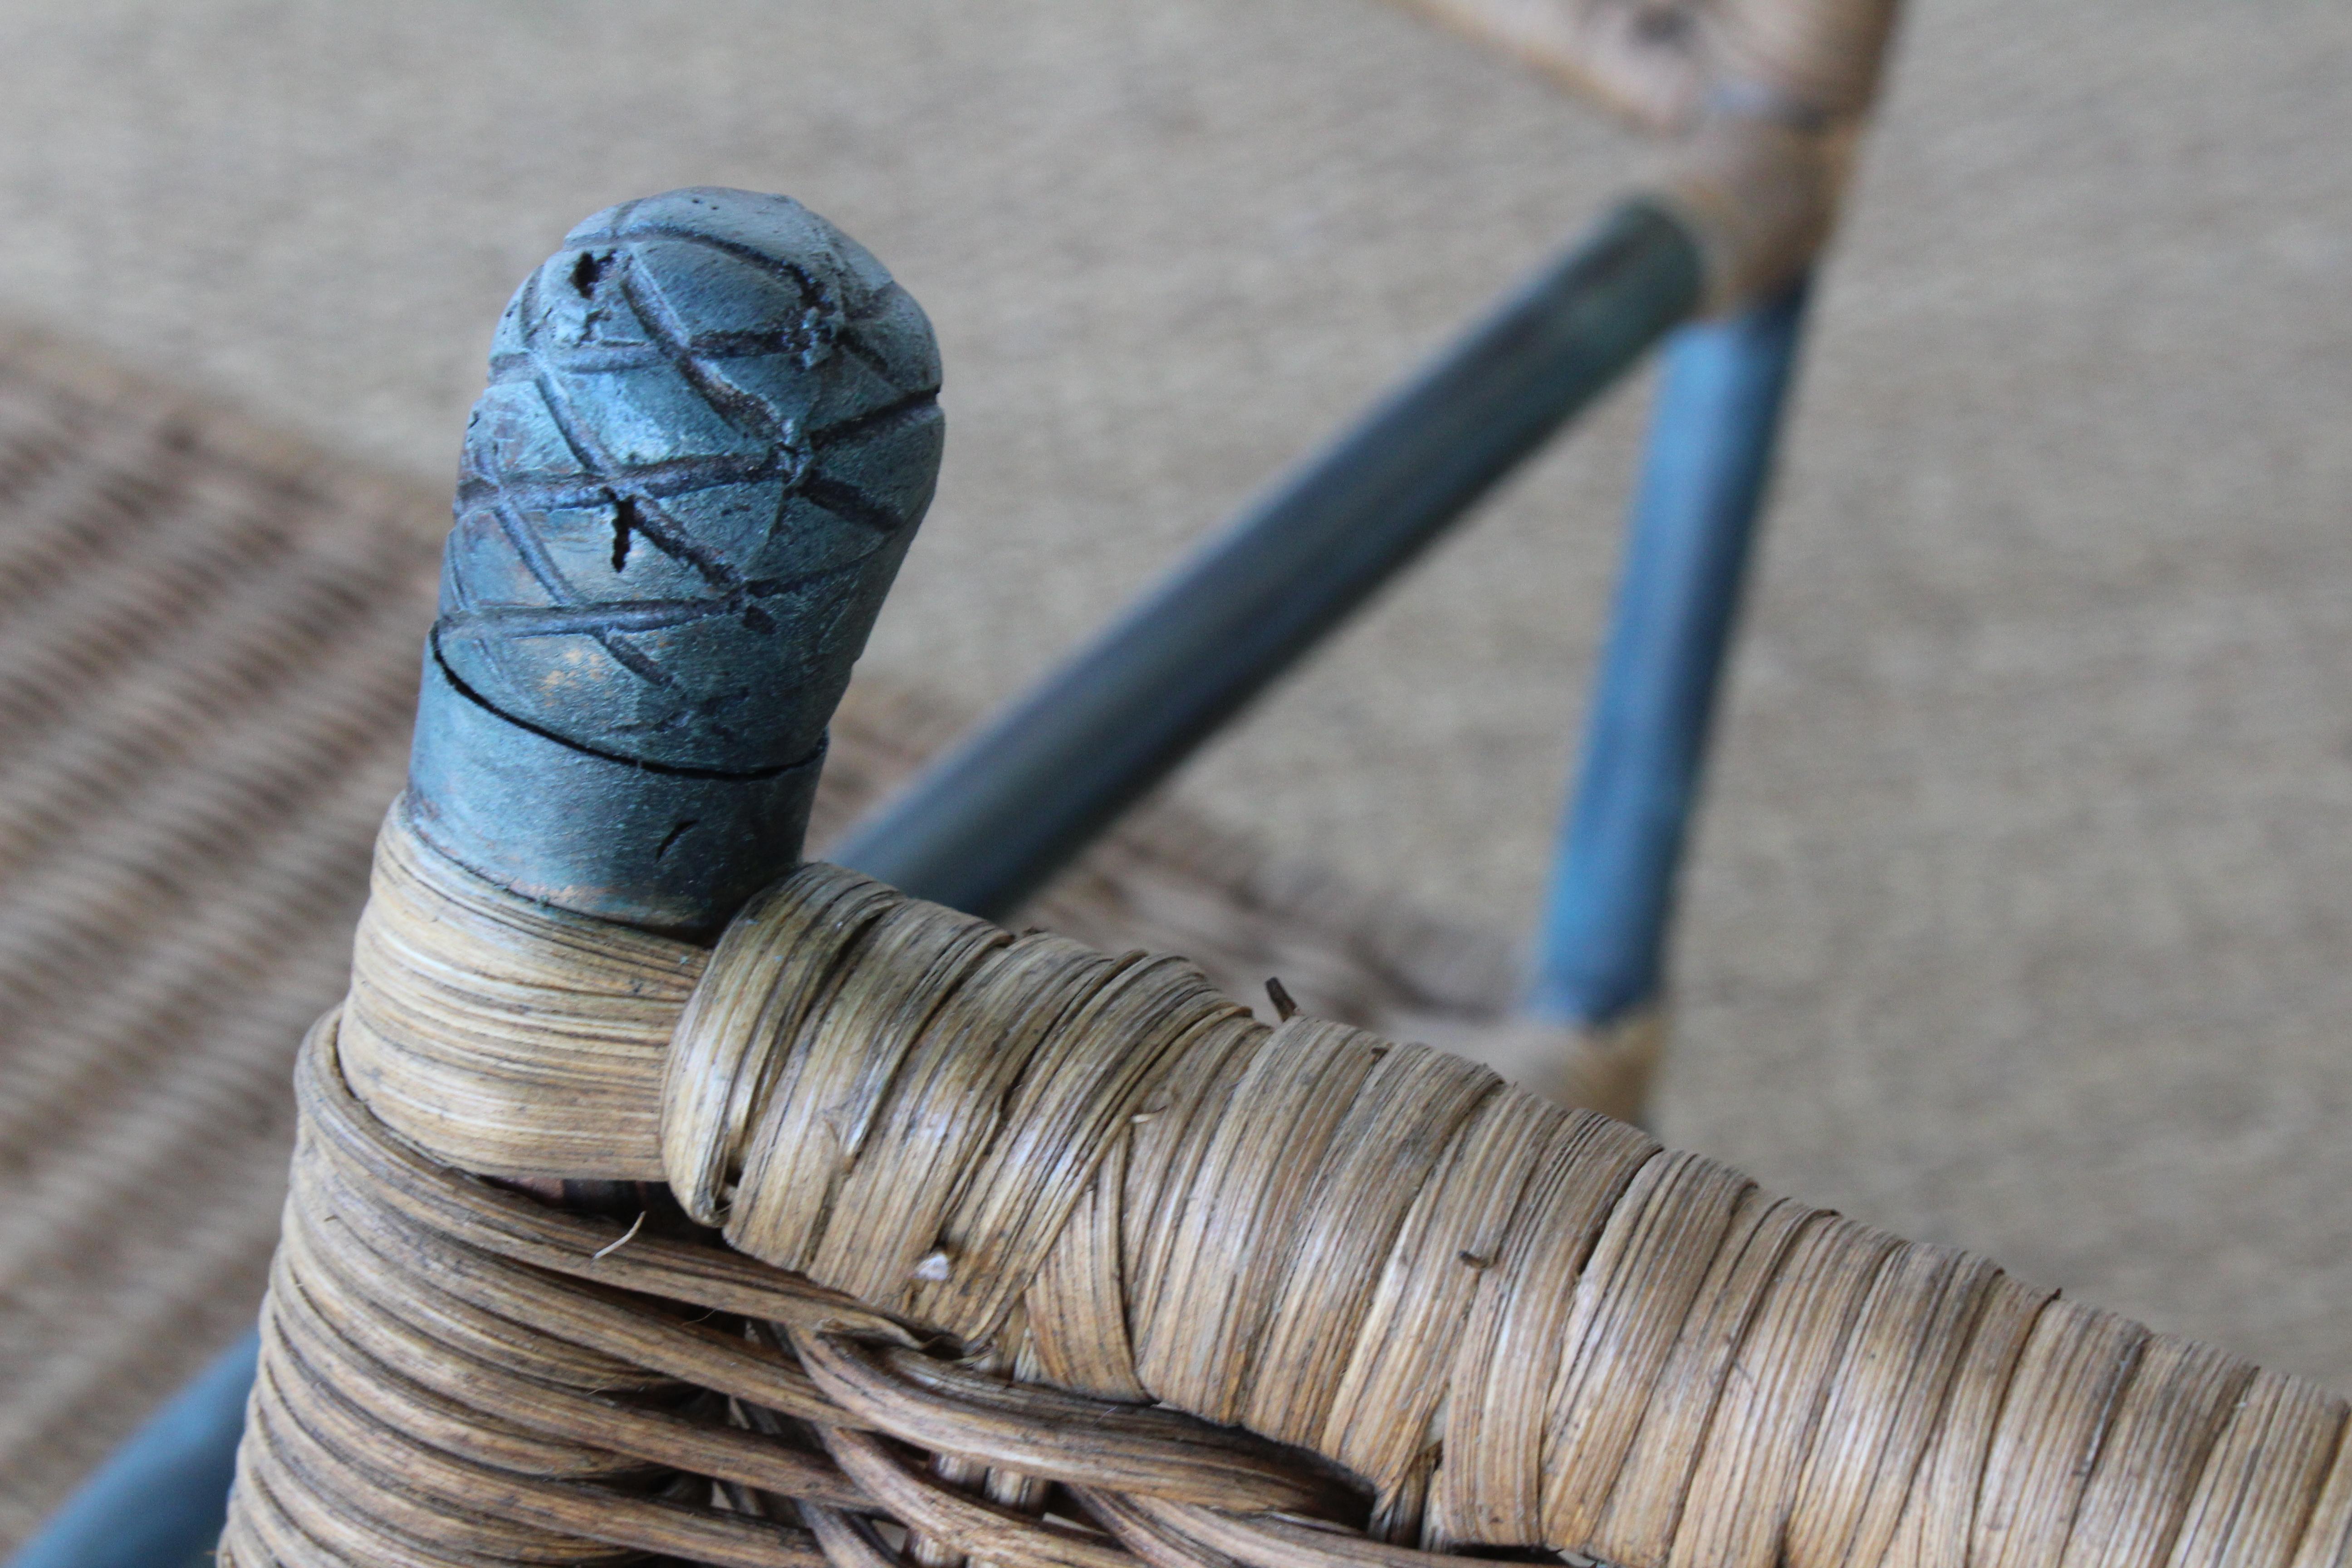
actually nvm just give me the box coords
[258,811,2352,1568]
[221,191,2352,1568]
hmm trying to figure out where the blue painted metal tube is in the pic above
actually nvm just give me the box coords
[1525,276,1813,1029]
[831,198,1705,916]
[6,1330,258,1568]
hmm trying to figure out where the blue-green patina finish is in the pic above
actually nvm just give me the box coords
[408,186,943,936]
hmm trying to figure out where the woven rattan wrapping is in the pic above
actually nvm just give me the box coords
[223,811,2352,1568]
[1397,0,1898,135]
[1397,0,1900,308]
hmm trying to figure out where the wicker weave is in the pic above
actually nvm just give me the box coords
[1394,0,1898,135]
[221,810,2352,1568]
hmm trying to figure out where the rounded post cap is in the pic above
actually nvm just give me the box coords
[410,188,943,932]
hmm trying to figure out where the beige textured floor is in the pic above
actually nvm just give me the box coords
[1,0,2349,1390]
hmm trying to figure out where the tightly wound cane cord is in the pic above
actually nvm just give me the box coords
[225,805,2352,1568]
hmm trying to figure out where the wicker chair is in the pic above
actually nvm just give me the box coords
[35,5,2352,1567]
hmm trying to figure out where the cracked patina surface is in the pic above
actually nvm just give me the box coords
[410,188,944,932]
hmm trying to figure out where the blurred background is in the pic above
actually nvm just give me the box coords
[0,0,2349,1544]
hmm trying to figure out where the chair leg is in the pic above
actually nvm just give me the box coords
[1520,276,1814,1118]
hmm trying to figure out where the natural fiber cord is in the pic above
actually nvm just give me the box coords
[1396,0,1902,310]
[1396,0,1898,135]
[224,809,2352,1568]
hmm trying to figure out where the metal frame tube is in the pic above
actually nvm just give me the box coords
[830,199,1704,916]
[1526,276,1812,1029]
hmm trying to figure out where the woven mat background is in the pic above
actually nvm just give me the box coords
[0,333,1512,1549]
